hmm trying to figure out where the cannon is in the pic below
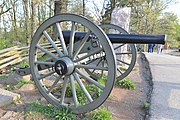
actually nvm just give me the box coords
[18,14,165,114]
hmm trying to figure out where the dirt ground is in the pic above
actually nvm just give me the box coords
[0,53,152,120]
[103,53,152,120]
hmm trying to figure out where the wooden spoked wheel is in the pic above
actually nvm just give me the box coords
[29,14,116,114]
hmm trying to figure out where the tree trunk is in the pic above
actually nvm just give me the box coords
[54,0,68,15]
[23,0,30,46]
[11,1,18,44]
[31,0,39,39]
[53,0,68,35]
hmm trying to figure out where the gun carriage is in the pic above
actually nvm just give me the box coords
[17,14,165,114]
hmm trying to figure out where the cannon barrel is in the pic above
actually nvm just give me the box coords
[62,31,166,44]
[107,34,165,44]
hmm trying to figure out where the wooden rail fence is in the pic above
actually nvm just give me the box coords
[0,41,61,70]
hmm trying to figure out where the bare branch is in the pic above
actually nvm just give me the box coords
[0,8,12,16]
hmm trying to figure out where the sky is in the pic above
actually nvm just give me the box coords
[164,0,180,20]
[87,0,180,22]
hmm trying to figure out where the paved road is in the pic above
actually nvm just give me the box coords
[144,53,180,120]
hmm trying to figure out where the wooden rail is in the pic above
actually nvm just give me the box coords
[0,41,61,70]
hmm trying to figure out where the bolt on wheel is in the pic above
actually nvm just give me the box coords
[29,14,116,114]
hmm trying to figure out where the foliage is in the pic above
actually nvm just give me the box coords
[88,107,112,120]
[174,24,180,47]
[37,55,49,61]
[143,101,150,110]
[26,101,112,120]
[101,0,180,48]
[65,82,101,105]
[133,67,138,71]
[119,66,127,71]
[116,77,136,90]
[0,0,179,49]
[0,74,7,79]
[19,61,29,68]
[0,39,10,50]
[4,79,34,91]
[64,74,108,105]
[26,101,75,120]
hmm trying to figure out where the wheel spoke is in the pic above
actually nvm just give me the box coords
[117,59,130,66]
[114,44,125,50]
[74,48,103,62]
[101,60,105,75]
[76,64,108,71]
[60,76,69,104]
[90,58,103,74]
[37,70,55,80]
[85,56,102,65]
[117,68,123,74]
[56,23,68,55]
[69,22,76,57]
[76,69,104,90]
[36,45,59,60]
[116,52,132,55]
[70,75,78,107]
[73,30,91,60]
[43,31,64,57]
[48,75,63,94]
[35,61,55,65]
[73,73,93,103]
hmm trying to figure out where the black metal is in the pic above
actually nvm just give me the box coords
[17,64,53,76]
[62,31,166,44]
[55,60,68,75]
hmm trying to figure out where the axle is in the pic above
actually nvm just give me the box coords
[62,31,166,44]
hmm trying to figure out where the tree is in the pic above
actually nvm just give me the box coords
[157,13,180,47]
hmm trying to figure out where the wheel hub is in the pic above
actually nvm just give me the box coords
[55,57,74,75]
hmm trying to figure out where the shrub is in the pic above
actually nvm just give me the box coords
[143,101,150,110]
[116,78,136,90]
[89,107,112,120]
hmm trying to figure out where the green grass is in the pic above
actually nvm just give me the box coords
[64,75,107,105]
[26,101,75,120]
[119,66,127,71]
[0,74,7,79]
[37,55,49,61]
[132,67,138,71]
[65,83,101,105]
[15,79,34,89]
[88,107,112,120]
[19,61,29,68]
[116,77,136,90]
[26,101,112,120]
[25,75,112,119]
[25,74,112,119]
[4,79,34,91]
